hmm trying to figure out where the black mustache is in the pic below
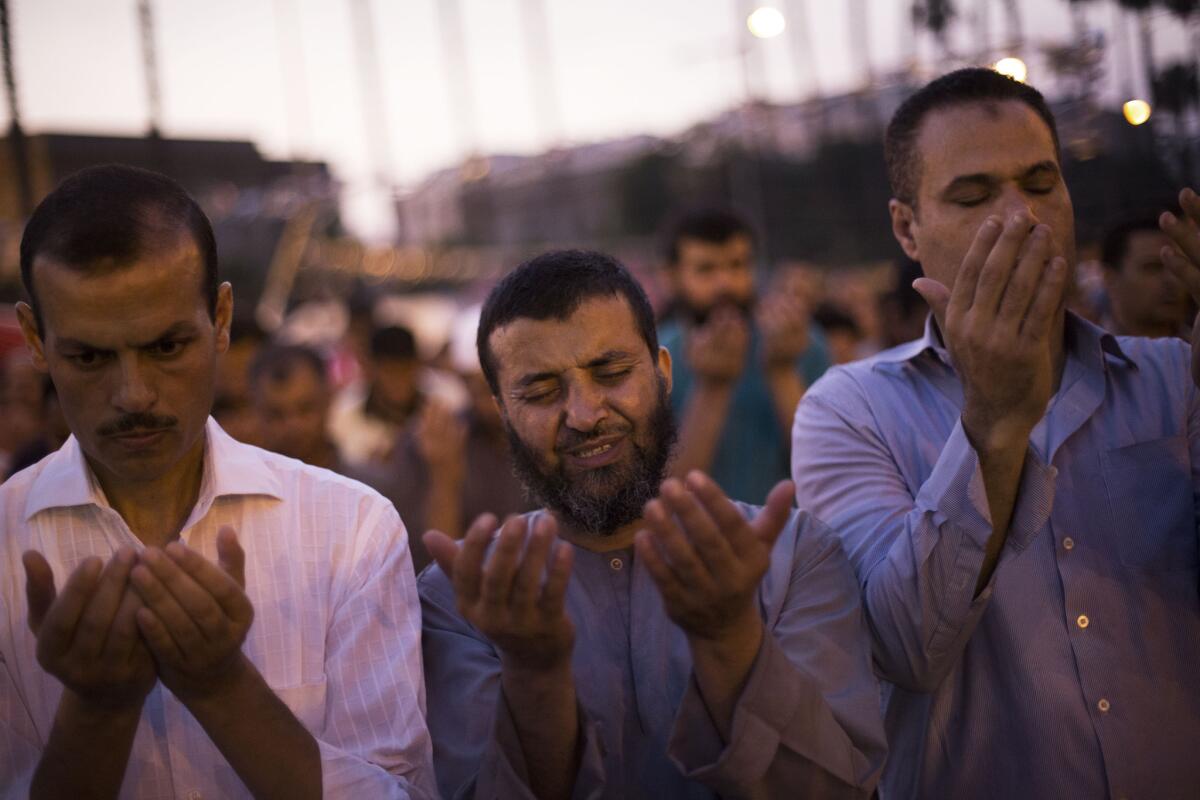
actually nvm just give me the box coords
[556,422,629,452]
[98,413,178,437]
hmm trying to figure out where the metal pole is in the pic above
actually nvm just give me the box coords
[138,0,163,138]
[1,0,32,215]
[436,0,480,156]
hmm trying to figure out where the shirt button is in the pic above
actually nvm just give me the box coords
[1097,698,1111,713]
[1076,614,1089,629]
[1062,537,1075,550]
[609,557,623,571]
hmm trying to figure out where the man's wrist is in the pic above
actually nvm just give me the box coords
[687,607,764,663]
[961,408,1034,457]
[174,651,256,712]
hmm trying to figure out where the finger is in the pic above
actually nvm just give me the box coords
[22,550,58,634]
[166,541,253,628]
[454,513,498,607]
[912,278,951,332]
[750,480,796,550]
[1162,244,1200,307]
[1019,256,1070,339]
[539,535,573,615]
[995,224,1052,327]
[72,548,138,658]
[423,529,461,579]
[642,495,716,591]
[102,586,145,663]
[972,212,1033,315]
[34,557,102,660]
[684,470,761,554]
[660,477,734,572]
[215,527,246,590]
[129,556,207,659]
[947,216,1003,318]
[480,516,527,609]
[136,607,184,664]
[1178,187,1200,226]
[510,518,554,611]
[634,529,686,603]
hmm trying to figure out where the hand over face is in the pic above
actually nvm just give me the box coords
[757,293,810,367]
[1158,188,1200,387]
[687,307,750,385]
[912,212,1070,448]
[424,513,575,673]
[635,473,793,642]
[129,527,254,701]
[23,547,156,709]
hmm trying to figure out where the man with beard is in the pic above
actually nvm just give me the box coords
[657,208,829,503]
[418,250,886,799]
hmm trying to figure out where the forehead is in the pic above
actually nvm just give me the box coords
[914,100,1058,194]
[488,295,648,386]
[678,234,752,261]
[1122,229,1171,260]
[34,237,209,345]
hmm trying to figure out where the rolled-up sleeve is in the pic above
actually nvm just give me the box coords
[419,569,608,800]
[319,506,437,798]
[792,374,1056,692]
[667,516,887,798]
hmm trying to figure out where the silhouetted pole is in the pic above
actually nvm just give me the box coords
[1,0,32,216]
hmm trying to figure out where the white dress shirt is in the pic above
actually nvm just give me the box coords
[0,418,436,799]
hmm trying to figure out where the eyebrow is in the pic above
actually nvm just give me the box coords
[55,321,200,351]
[511,349,637,390]
[941,160,1060,194]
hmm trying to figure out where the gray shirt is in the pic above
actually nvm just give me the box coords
[419,504,886,799]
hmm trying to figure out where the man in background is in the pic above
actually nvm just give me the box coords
[1100,211,1192,338]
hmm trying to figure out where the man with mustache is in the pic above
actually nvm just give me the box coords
[656,208,829,504]
[792,67,1200,798]
[0,165,435,798]
[419,250,885,799]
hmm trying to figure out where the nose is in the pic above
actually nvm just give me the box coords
[563,379,607,433]
[998,184,1038,225]
[112,354,156,413]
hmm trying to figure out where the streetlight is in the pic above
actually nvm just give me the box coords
[993,57,1028,83]
[1122,99,1152,126]
[747,6,786,39]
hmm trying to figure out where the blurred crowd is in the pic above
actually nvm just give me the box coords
[0,202,1191,570]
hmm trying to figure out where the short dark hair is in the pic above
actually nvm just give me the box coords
[477,249,659,396]
[812,303,862,338]
[20,164,219,334]
[370,325,418,361]
[1101,211,1173,272]
[885,67,1061,206]
[661,207,756,265]
[248,343,327,389]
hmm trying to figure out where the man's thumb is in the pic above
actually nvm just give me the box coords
[912,277,951,329]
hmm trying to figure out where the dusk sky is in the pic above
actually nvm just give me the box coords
[2,0,1194,238]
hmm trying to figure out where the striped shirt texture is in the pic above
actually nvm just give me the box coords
[793,313,1200,800]
[0,419,436,799]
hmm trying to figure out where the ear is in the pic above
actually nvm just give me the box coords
[889,198,921,262]
[15,302,48,372]
[214,282,233,354]
[656,345,672,394]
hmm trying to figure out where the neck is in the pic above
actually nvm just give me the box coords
[90,434,207,548]
[1111,307,1177,339]
[553,512,645,553]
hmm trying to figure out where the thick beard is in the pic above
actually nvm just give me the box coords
[683,294,755,327]
[505,378,678,537]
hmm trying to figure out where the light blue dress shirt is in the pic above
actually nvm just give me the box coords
[419,504,886,799]
[793,313,1200,800]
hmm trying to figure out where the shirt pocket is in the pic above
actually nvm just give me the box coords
[1100,435,1199,570]
[270,677,329,734]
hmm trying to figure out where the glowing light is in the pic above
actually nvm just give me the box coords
[747,7,786,39]
[993,57,1028,83]
[1122,99,1152,126]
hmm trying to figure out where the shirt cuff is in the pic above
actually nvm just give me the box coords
[667,632,797,793]
[476,690,607,800]
[317,738,436,799]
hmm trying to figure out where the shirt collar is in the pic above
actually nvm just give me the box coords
[23,417,284,523]
[871,311,1136,372]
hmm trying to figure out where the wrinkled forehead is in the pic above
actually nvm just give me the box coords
[34,238,210,343]
[488,296,648,385]
[914,100,1058,193]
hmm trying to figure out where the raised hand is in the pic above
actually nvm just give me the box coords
[1159,187,1200,387]
[129,527,255,701]
[913,212,1070,450]
[424,513,575,672]
[688,306,750,385]
[758,292,810,368]
[23,547,157,709]
[635,473,793,642]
